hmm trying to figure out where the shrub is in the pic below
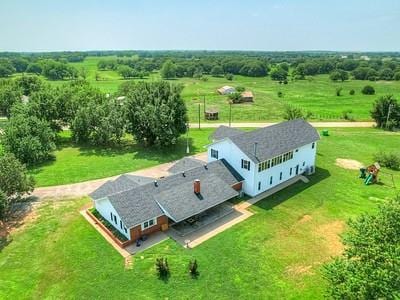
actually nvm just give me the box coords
[283,105,312,120]
[188,259,199,278]
[277,91,283,98]
[349,89,355,95]
[225,73,234,81]
[342,110,355,121]
[373,151,400,170]
[370,95,400,130]
[236,86,245,92]
[228,92,243,104]
[336,87,343,96]
[362,85,375,95]
[156,257,170,279]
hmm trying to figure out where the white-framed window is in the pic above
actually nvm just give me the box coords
[211,149,219,159]
[280,172,283,180]
[312,142,315,149]
[141,218,157,230]
[258,181,261,190]
[241,159,250,171]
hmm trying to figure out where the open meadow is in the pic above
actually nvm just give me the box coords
[1,127,399,299]
[48,56,400,123]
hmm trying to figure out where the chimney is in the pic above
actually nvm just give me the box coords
[194,179,201,194]
[254,142,258,158]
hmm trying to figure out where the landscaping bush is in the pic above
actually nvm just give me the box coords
[90,208,128,241]
[361,85,375,95]
[156,257,170,279]
[188,259,199,278]
[373,151,400,170]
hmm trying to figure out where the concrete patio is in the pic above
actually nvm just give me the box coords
[124,231,169,255]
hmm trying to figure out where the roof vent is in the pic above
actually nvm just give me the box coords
[182,171,186,177]
[154,180,158,187]
[254,142,258,158]
[204,164,208,170]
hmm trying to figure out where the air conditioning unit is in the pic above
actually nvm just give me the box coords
[305,166,315,175]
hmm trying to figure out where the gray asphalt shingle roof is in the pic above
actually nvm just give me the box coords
[211,125,243,141]
[92,159,243,228]
[167,157,205,174]
[156,174,238,222]
[219,119,320,163]
[89,174,154,200]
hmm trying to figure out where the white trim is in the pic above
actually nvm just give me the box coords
[141,217,157,231]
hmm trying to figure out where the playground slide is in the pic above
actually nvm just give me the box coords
[364,174,373,185]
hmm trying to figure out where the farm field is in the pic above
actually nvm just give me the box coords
[60,57,400,122]
[1,127,399,299]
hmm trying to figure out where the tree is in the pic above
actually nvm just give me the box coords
[270,68,288,81]
[283,105,311,120]
[11,57,29,73]
[225,73,234,81]
[155,257,170,279]
[125,81,187,147]
[14,75,43,96]
[370,95,400,130]
[330,70,348,82]
[118,65,137,79]
[71,98,125,145]
[210,65,224,77]
[0,153,34,219]
[239,61,267,77]
[379,68,394,80]
[323,196,400,299]
[394,72,400,81]
[0,59,16,77]
[362,85,375,95]
[335,87,343,96]
[26,63,42,75]
[2,112,56,165]
[188,259,199,278]
[0,82,23,118]
[349,89,355,95]
[160,60,177,79]
[228,92,242,104]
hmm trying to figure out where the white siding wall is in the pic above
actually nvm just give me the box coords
[252,142,317,196]
[208,139,256,195]
[94,198,131,240]
[208,140,317,197]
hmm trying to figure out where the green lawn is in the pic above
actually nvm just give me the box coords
[30,129,213,187]
[1,128,399,299]
[47,56,400,122]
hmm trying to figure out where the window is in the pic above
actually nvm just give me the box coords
[211,148,218,159]
[312,142,315,149]
[124,227,127,234]
[303,161,305,166]
[258,181,261,190]
[142,218,157,230]
[241,159,250,171]
[290,167,292,176]
[280,172,282,180]
[270,176,273,185]
[114,215,117,224]
[120,220,122,229]
[295,149,299,152]
[110,212,113,220]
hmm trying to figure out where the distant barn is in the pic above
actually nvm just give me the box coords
[217,86,236,95]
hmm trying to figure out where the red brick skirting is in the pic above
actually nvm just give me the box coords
[86,210,134,248]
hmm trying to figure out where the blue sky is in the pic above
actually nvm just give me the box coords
[0,0,399,52]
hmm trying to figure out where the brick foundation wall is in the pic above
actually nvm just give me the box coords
[130,215,168,241]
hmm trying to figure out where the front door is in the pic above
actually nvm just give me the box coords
[295,165,299,175]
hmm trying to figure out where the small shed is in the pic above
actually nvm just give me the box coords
[217,86,236,95]
[205,109,219,120]
[241,91,254,102]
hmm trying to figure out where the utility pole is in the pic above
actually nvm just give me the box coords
[198,103,201,129]
[385,104,393,129]
[186,123,190,154]
[229,102,232,127]
[203,96,206,114]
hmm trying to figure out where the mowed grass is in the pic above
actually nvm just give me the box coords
[29,129,213,187]
[1,128,399,299]
[50,56,400,122]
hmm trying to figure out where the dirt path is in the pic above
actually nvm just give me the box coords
[189,121,375,128]
[32,152,208,199]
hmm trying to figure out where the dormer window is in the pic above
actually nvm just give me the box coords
[211,149,219,159]
[241,159,250,170]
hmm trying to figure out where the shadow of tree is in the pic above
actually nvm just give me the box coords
[254,167,331,211]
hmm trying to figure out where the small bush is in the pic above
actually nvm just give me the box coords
[362,85,375,95]
[373,151,400,170]
[336,87,343,96]
[342,110,355,121]
[200,76,208,82]
[236,86,245,92]
[277,91,283,98]
[283,79,288,84]
[225,73,233,81]
[349,89,355,95]
[188,259,199,278]
[156,257,170,279]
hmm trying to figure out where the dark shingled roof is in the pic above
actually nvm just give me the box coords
[220,119,320,163]
[167,157,205,174]
[157,174,238,222]
[93,159,243,227]
[89,174,154,200]
[211,125,243,141]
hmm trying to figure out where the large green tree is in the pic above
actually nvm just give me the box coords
[371,95,400,130]
[0,153,34,219]
[0,81,22,118]
[124,81,187,147]
[2,111,56,165]
[324,196,400,299]
[160,60,177,79]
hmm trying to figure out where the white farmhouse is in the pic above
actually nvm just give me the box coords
[207,119,320,196]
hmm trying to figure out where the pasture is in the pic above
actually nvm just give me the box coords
[1,127,399,299]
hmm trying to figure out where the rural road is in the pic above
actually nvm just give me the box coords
[189,121,375,128]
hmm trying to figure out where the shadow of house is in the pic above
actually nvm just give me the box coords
[254,167,331,212]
